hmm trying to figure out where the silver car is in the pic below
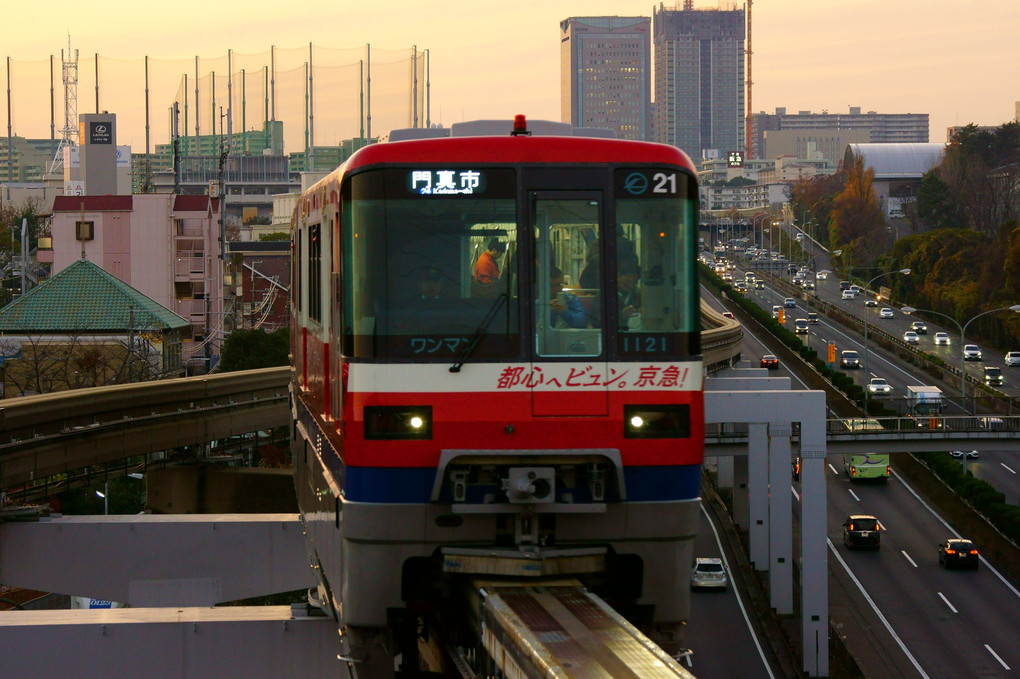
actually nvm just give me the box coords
[903,331,920,344]
[691,557,728,591]
[934,332,951,346]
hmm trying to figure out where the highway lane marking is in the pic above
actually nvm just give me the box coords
[892,468,1020,601]
[1001,462,1016,474]
[828,539,931,679]
[985,645,1011,670]
[848,489,861,502]
[699,503,777,679]
[791,486,800,502]
[901,551,918,568]
[828,463,840,475]
[937,592,958,613]
[878,520,887,531]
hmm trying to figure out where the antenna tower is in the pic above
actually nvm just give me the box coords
[49,36,79,174]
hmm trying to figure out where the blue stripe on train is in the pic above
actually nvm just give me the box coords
[343,464,703,503]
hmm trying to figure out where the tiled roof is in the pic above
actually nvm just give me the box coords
[172,195,217,212]
[52,196,134,212]
[0,259,189,333]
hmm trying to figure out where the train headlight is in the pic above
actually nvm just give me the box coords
[364,406,433,440]
[623,404,690,439]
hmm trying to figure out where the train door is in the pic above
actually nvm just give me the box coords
[529,192,608,417]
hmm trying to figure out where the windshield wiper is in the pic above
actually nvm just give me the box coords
[450,293,507,373]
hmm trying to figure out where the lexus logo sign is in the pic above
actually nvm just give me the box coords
[89,121,113,144]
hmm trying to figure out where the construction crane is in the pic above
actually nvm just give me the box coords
[746,0,753,161]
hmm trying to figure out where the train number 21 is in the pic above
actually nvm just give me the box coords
[652,172,677,194]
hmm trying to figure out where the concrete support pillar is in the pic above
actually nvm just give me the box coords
[767,423,793,614]
[716,455,734,488]
[731,454,749,531]
[747,422,769,570]
[799,400,829,677]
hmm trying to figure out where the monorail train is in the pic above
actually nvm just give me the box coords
[290,116,703,675]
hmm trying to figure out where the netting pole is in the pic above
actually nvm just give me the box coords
[303,61,309,169]
[145,55,150,158]
[227,50,233,154]
[366,44,371,141]
[241,69,246,154]
[425,48,430,129]
[49,55,56,161]
[412,45,418,128]
[359,59,364,142]
[94,53,99,112]
[195,56,200,152]
[183,73,188,159]
[270,46,276,153]
[308,42,314,170]
[6,57,12,190]
[211,70,216,152]
[263,66,269,153]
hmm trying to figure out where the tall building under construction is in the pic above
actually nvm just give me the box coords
[653,2,745,161]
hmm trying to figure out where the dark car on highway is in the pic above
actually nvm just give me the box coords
[843,514,880,550]
[938,538,979,569]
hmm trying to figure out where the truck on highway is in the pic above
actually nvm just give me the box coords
[906,385,944,415]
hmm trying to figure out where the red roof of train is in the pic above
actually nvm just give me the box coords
[345,134,696,174]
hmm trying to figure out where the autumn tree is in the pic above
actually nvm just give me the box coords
[829,152,889,271]
[790,171,845,248]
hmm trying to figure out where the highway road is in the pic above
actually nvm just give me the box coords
[703,275,1020,678]
[685,507,779,679]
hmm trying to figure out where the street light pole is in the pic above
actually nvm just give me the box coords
[862,269,911,408]
[901,304,1020,411]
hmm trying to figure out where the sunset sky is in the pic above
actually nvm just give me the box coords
[3,0,1018,150]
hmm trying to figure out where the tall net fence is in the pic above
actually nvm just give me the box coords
[3,44,429,159]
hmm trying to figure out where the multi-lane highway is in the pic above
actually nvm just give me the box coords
[701,259,1020,678]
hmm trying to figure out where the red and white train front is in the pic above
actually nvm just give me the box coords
[291,126,703,667]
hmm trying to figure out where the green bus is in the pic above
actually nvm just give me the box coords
[843,419,890,481]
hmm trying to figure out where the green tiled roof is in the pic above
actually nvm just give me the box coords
[0,259,189,333]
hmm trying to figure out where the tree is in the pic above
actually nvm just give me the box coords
[0,331,180,397]
[830,152,889,270]
[930,122,1020,238]
[215,328,289,372]
[790,171,845,248]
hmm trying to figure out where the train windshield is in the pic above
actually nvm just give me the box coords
[341,164,697,362]
[343,167,520,360]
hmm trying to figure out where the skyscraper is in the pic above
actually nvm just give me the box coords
[560,17,652,141]
[653,3,745,161]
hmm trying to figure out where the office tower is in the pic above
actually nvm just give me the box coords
[654,3,745,160]
[560,17,652,140]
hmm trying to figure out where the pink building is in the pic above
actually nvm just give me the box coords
[48,194,227,373]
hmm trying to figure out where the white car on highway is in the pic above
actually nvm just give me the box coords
[934,332,951,346]
[879,308,894,319]
[690,557,728,590]
[1006,351,1020,367]
[867,377,892,395]
[963,344,982,361]
[903,331,920,344]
